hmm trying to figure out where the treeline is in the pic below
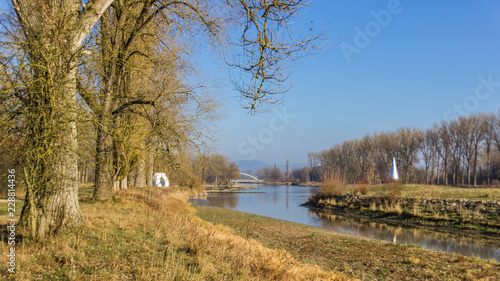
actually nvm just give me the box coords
[257,164,285,182]
[191,154,240,185]
[305,113,500,186]
[256,164,321,183]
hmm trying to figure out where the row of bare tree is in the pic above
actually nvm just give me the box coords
[308,113,500,186]
[257,164,283,182]
[191,154,240,185]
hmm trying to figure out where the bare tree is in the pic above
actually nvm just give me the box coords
[271,163,282,182]
[291,166,311,182]
[397,127,422,183]
[307,152,322,181]
[471,114,487,186]
[309,113,500,186]
[484,113,497,185]
[420,128,435,184]
[491,112,500,154]
[9,0,113,239]
[359,135,374,184]
[77,0,223,200]
[227,0,327,113]
[426,126,441,184]
[2,0,326,239]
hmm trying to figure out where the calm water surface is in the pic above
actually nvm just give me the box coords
[194,184,500,262]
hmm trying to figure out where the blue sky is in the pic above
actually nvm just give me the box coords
[206,0,500,166]
[4,2,499,166]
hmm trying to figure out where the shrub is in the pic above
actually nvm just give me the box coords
[385,181,404,200]
[310,178,345,201]
[320,178,345,197]
[355,184,369,195]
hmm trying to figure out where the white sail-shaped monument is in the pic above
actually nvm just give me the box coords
[389,157,399,180]
[152,173,169,187]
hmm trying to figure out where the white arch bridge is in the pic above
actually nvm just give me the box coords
[231,172,262,184]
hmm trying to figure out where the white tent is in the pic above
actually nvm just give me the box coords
[389,157,399,180]
[152,173,169,187]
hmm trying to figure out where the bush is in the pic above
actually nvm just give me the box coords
[310,178,346,202]
[384,181,404,200]
[321,178,345,196]
[351,184,369,195]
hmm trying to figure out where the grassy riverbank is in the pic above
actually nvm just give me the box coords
[0,187,346,280]
[194,205,500,281]
[306,183,500,233]
[364,184,500,201]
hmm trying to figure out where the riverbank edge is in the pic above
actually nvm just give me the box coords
[193,204,500,281]
[203,183,261,193]
[0,187,346,280]
[304,194,500,234]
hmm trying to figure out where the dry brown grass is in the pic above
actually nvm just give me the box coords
[0,187,349,280]
[383,181,404,200]
[119,188,349,281]
[348,185,369,196]
[368,184,500,201]
[311,178,346,201]
[196,205,500,281]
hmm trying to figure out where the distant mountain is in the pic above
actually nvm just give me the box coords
[235,160,269,175]
[290,163,309,170]
[276,163,308,171]
[235,160,309,175]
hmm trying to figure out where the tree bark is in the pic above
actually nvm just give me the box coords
[486,142,491,185]
[92,8,119,200]
[93,120,114,200]
[135,155,146,187]
[120,176,128,190]
[146,151,154,186]
[14,0,113,239]
[20,67,83,239]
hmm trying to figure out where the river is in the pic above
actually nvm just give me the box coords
[193,184,500,262]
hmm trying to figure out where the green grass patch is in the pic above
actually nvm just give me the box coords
[195,204,500,281]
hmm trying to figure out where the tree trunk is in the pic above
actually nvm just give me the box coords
[134,134,148,187]
[430,156,435,185]
[20,69,83,240]
[486,142,491,185]
[93,122,114,200]
[146,151,154,186]
[135,155,146,187]
[425,165,429,185]
[120,176,128,190]
[92,8,119,200]
[467,158,471,186]
[14,0,114,240]
[473,146,478,186]
[113,180,120,192]
[443,158,448,186]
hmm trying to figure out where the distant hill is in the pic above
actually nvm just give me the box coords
[276,163,308,172]
[236,160,309,175]
[290,163,309,170]
[235,160,269,175]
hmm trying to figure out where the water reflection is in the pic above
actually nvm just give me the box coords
[205,192,240,209]
[311,211,500,261]
[197,185,500,261]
